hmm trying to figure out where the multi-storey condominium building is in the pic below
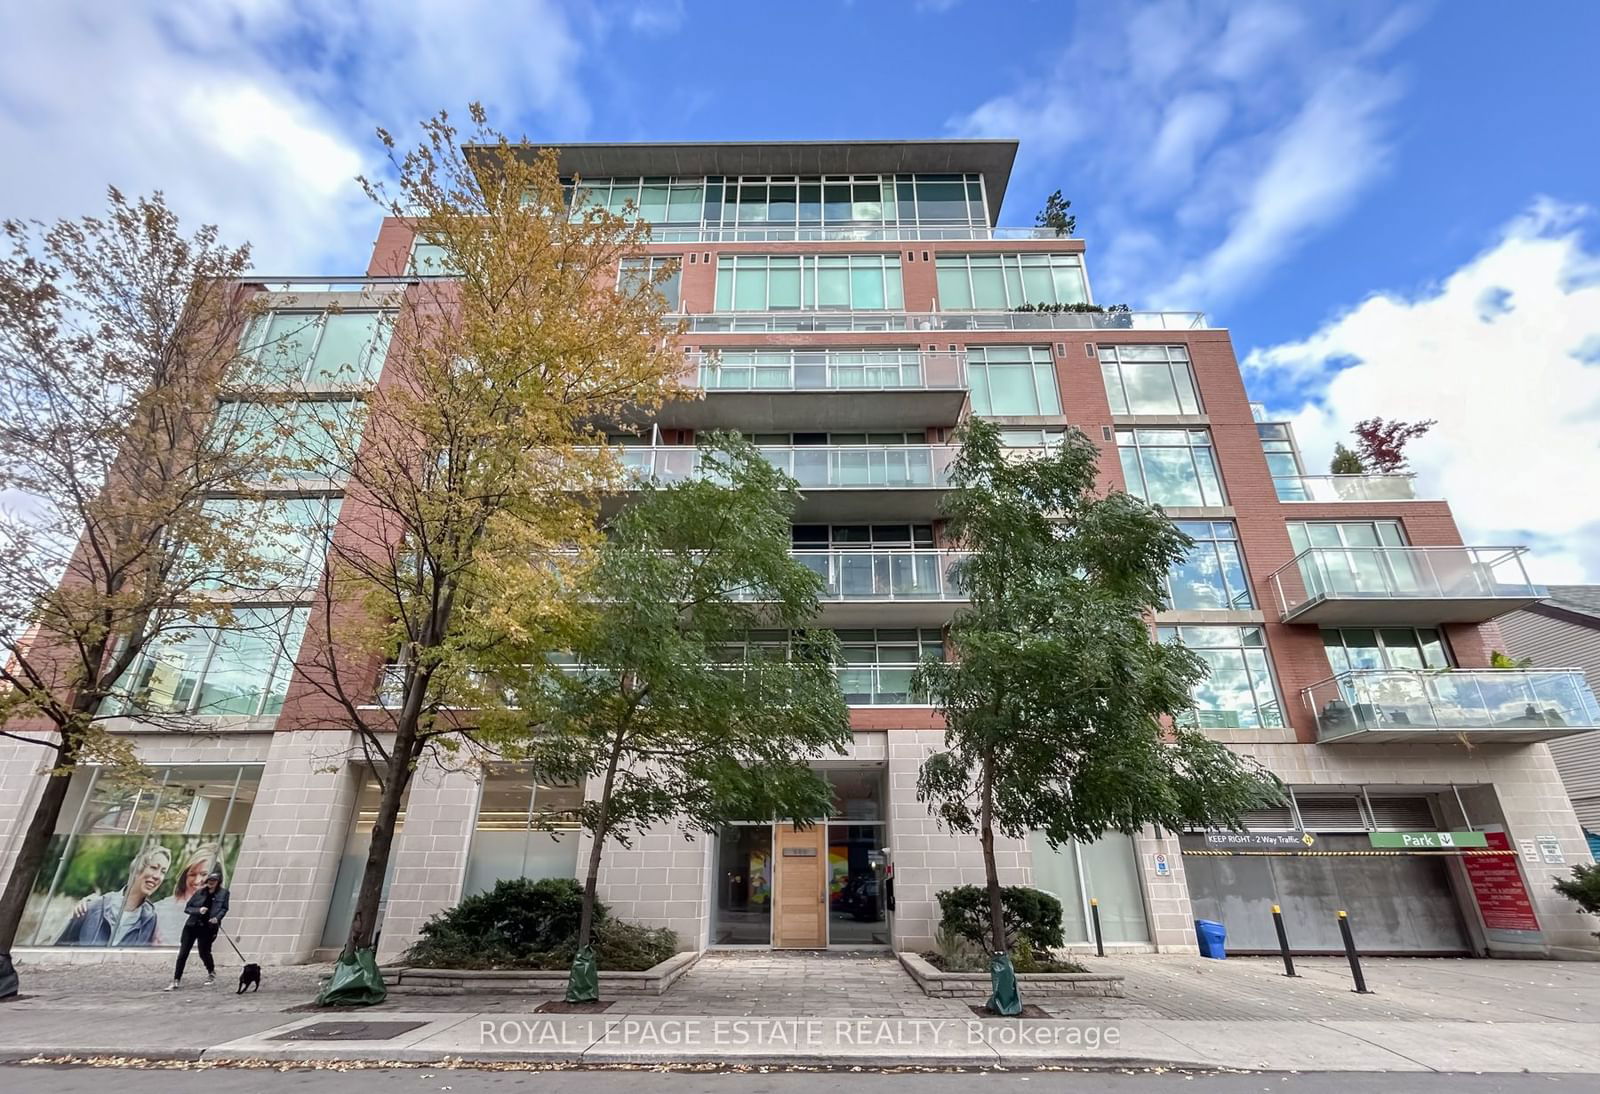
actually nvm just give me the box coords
[3,139,1597,966]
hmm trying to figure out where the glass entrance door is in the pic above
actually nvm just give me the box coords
[713,826,773,945]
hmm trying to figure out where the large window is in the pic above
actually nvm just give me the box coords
[935,254,1087,310]
[1166,521,1253,611]
[619,256,681,310]
[321,773,408,948]
[197,496,342,591]
[1287,520,1406,555]
[1322,627,1451,673]
[1099,345,1200,415]
[241,311,392,387]
[462,768,582,897]
[714,254,904,311]
[966,346,1061,416]
[19,764,261,948]
[215,400,361,478]
[569,177,708,223]
[714,627,943,706]
[1028,831,1150,944]
[570,174,987,230]
[104,606,310,718]
[1159,624,1285,729]
[1258,423,1301,479]
[1118,428,1226,507]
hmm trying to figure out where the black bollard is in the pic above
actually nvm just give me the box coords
[1271,904,1297,977]
[1337,910,1371,994]
[1089,897,1105,957]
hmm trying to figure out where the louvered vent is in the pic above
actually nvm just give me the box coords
[1241,805,1295,830]
[1366,796,1438,830]
[1294,794,1367,830]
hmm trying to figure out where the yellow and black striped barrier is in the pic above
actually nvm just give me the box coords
[1182,848,1517,856]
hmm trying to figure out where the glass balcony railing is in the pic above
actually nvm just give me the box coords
[1269,545,1544,623]
[690,351,966,393]
[644,225,1067,243]
[607,444,964,490]
[837,663,930,705]
[374,660,935,708]
[679,310,1208,333]
[1306,668,1600,743]
[791,549,967,602]
[1273,475,1421,502]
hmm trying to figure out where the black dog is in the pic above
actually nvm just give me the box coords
[237,963,262,993]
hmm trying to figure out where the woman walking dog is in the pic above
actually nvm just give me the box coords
[164,868,229,990]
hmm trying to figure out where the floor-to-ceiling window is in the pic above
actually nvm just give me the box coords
[18,764,261,948]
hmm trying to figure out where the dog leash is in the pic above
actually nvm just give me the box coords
[218,925,249,964]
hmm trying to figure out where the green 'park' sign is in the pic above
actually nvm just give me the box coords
[1368,831,1488,850]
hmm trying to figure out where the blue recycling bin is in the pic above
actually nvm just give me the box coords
[1195,919,1227,959]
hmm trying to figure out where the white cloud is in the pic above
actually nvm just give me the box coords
[1246,199,1600,583]
[628,0,687,35]
[948,1,1421,311]
[0,0,592,273]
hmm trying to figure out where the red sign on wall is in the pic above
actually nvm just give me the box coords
[1465,831,1541,932]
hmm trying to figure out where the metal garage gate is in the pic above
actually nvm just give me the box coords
[1180,794,1473,955]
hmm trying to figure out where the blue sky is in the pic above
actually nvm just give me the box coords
[2,0,1598,579]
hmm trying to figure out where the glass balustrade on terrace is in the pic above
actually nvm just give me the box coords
[1272,475,1422,502]
[1268,545,1545,624]
[689,351,965,393]
[1305,668,1600,744]
[678,310,1207,333]
[609,444,963,490]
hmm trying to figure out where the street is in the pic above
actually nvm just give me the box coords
[1,1067,1590,1094]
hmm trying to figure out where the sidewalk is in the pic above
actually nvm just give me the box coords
[3,952,1598,1072]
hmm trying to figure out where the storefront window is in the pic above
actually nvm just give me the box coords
[1027,830,1150,944]
[461,768,582,897]
[320,773,409,949]
[18,764,260,948]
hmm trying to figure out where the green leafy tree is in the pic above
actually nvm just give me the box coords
[1553,864,1600,939]
[913,420,1282,1012]
[1035,190,1076,237]
[1329,443,1364,475]
[496,436,851,1002]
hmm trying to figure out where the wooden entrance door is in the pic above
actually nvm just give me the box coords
[773,823,826,948]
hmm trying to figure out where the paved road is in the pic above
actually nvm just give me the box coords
[1,1065,1588,1093]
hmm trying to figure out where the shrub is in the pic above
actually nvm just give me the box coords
[936,885,1064,951]
[403,877,604,969]
[1554,864,1600,938]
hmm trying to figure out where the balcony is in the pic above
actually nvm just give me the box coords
[1268,546,1545,625]
[746,549,968,625]
[643,225,1067,244]
[679,310,1209,333]
[607,443,967,520]
[656,351,968,432]
[375,661,935,709]
[1306,668,1600,744]
[1273,475,1423,502]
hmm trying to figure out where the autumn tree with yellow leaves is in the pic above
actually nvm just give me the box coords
[297,107,686,999]
[0,191,306,995]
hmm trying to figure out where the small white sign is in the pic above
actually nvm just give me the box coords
[1537,836,1565,865]
[1151,852,1171,878]
[1517,839,1540,864]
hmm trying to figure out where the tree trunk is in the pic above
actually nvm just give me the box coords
[577,732,624,951]
[342,731,416,959]
[0,743,76,953]
[978,754,1006,954]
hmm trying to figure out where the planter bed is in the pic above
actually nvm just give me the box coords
[897,951,1123,999]
[381,950,700,996]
